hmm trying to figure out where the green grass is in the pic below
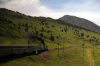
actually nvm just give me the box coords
[60,48,89,66]
[0,56,44,66]
[0,46,90,66]
[91,45,100,66]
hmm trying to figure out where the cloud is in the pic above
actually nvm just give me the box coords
[0,0,65,18]
[62,0,100,12]
[0,0,100,26]
[1,0,41,13]
[59,0,100,25]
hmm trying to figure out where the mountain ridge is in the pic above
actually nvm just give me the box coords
[59,15,100,33]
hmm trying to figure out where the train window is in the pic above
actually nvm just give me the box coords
[0,46,12,49]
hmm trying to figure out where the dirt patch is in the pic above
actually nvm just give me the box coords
[38,51,50,62]
[87,49,94,66]
[22,60,28,63]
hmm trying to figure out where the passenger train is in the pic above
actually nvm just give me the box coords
[0,44,48,58]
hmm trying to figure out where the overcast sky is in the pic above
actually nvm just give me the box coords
[0,0,100,26]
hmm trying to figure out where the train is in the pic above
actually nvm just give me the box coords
[0,34,49,58]
[0,44,48,58]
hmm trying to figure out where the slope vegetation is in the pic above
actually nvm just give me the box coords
[0,8,100,46]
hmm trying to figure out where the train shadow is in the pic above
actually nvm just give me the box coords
[0,50,44,63]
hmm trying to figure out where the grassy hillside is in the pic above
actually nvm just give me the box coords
[1,8,100,66]
[0,8,100,46]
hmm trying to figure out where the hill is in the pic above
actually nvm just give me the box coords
[0,8,100,46]
[59,15,100,33]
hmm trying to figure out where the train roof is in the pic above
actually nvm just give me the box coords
[0,44,34,46]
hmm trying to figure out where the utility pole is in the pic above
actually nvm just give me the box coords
[58,43,59,57]
[82,43,85,63]
[63,38,65,54]
[93,43,94,56]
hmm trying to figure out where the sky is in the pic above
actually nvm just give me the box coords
[0,0,100,26]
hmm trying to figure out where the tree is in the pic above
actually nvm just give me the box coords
[56,36,58,39]
[46,26,49,28]
[61,30,63,32]
[50,35,54,41]
[64,28,67,32]
[40,33,43,37]
[81,33,84,37]
[52,25,54,27]
[47,30,51,33]
[25,27,28,32]
[25,22,28,28]
[41,27,44,32]
[13,23,16,27]
[86,35,89,38]
[34,27,36,31]
[35,31,38,35]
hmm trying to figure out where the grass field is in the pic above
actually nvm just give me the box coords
[0,43,94,66]
[91,45,100,66]
[1,40,100,66]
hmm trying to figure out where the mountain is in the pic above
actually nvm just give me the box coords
[59,15,100,33]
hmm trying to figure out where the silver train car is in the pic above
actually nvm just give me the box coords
[0,44,48,58]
